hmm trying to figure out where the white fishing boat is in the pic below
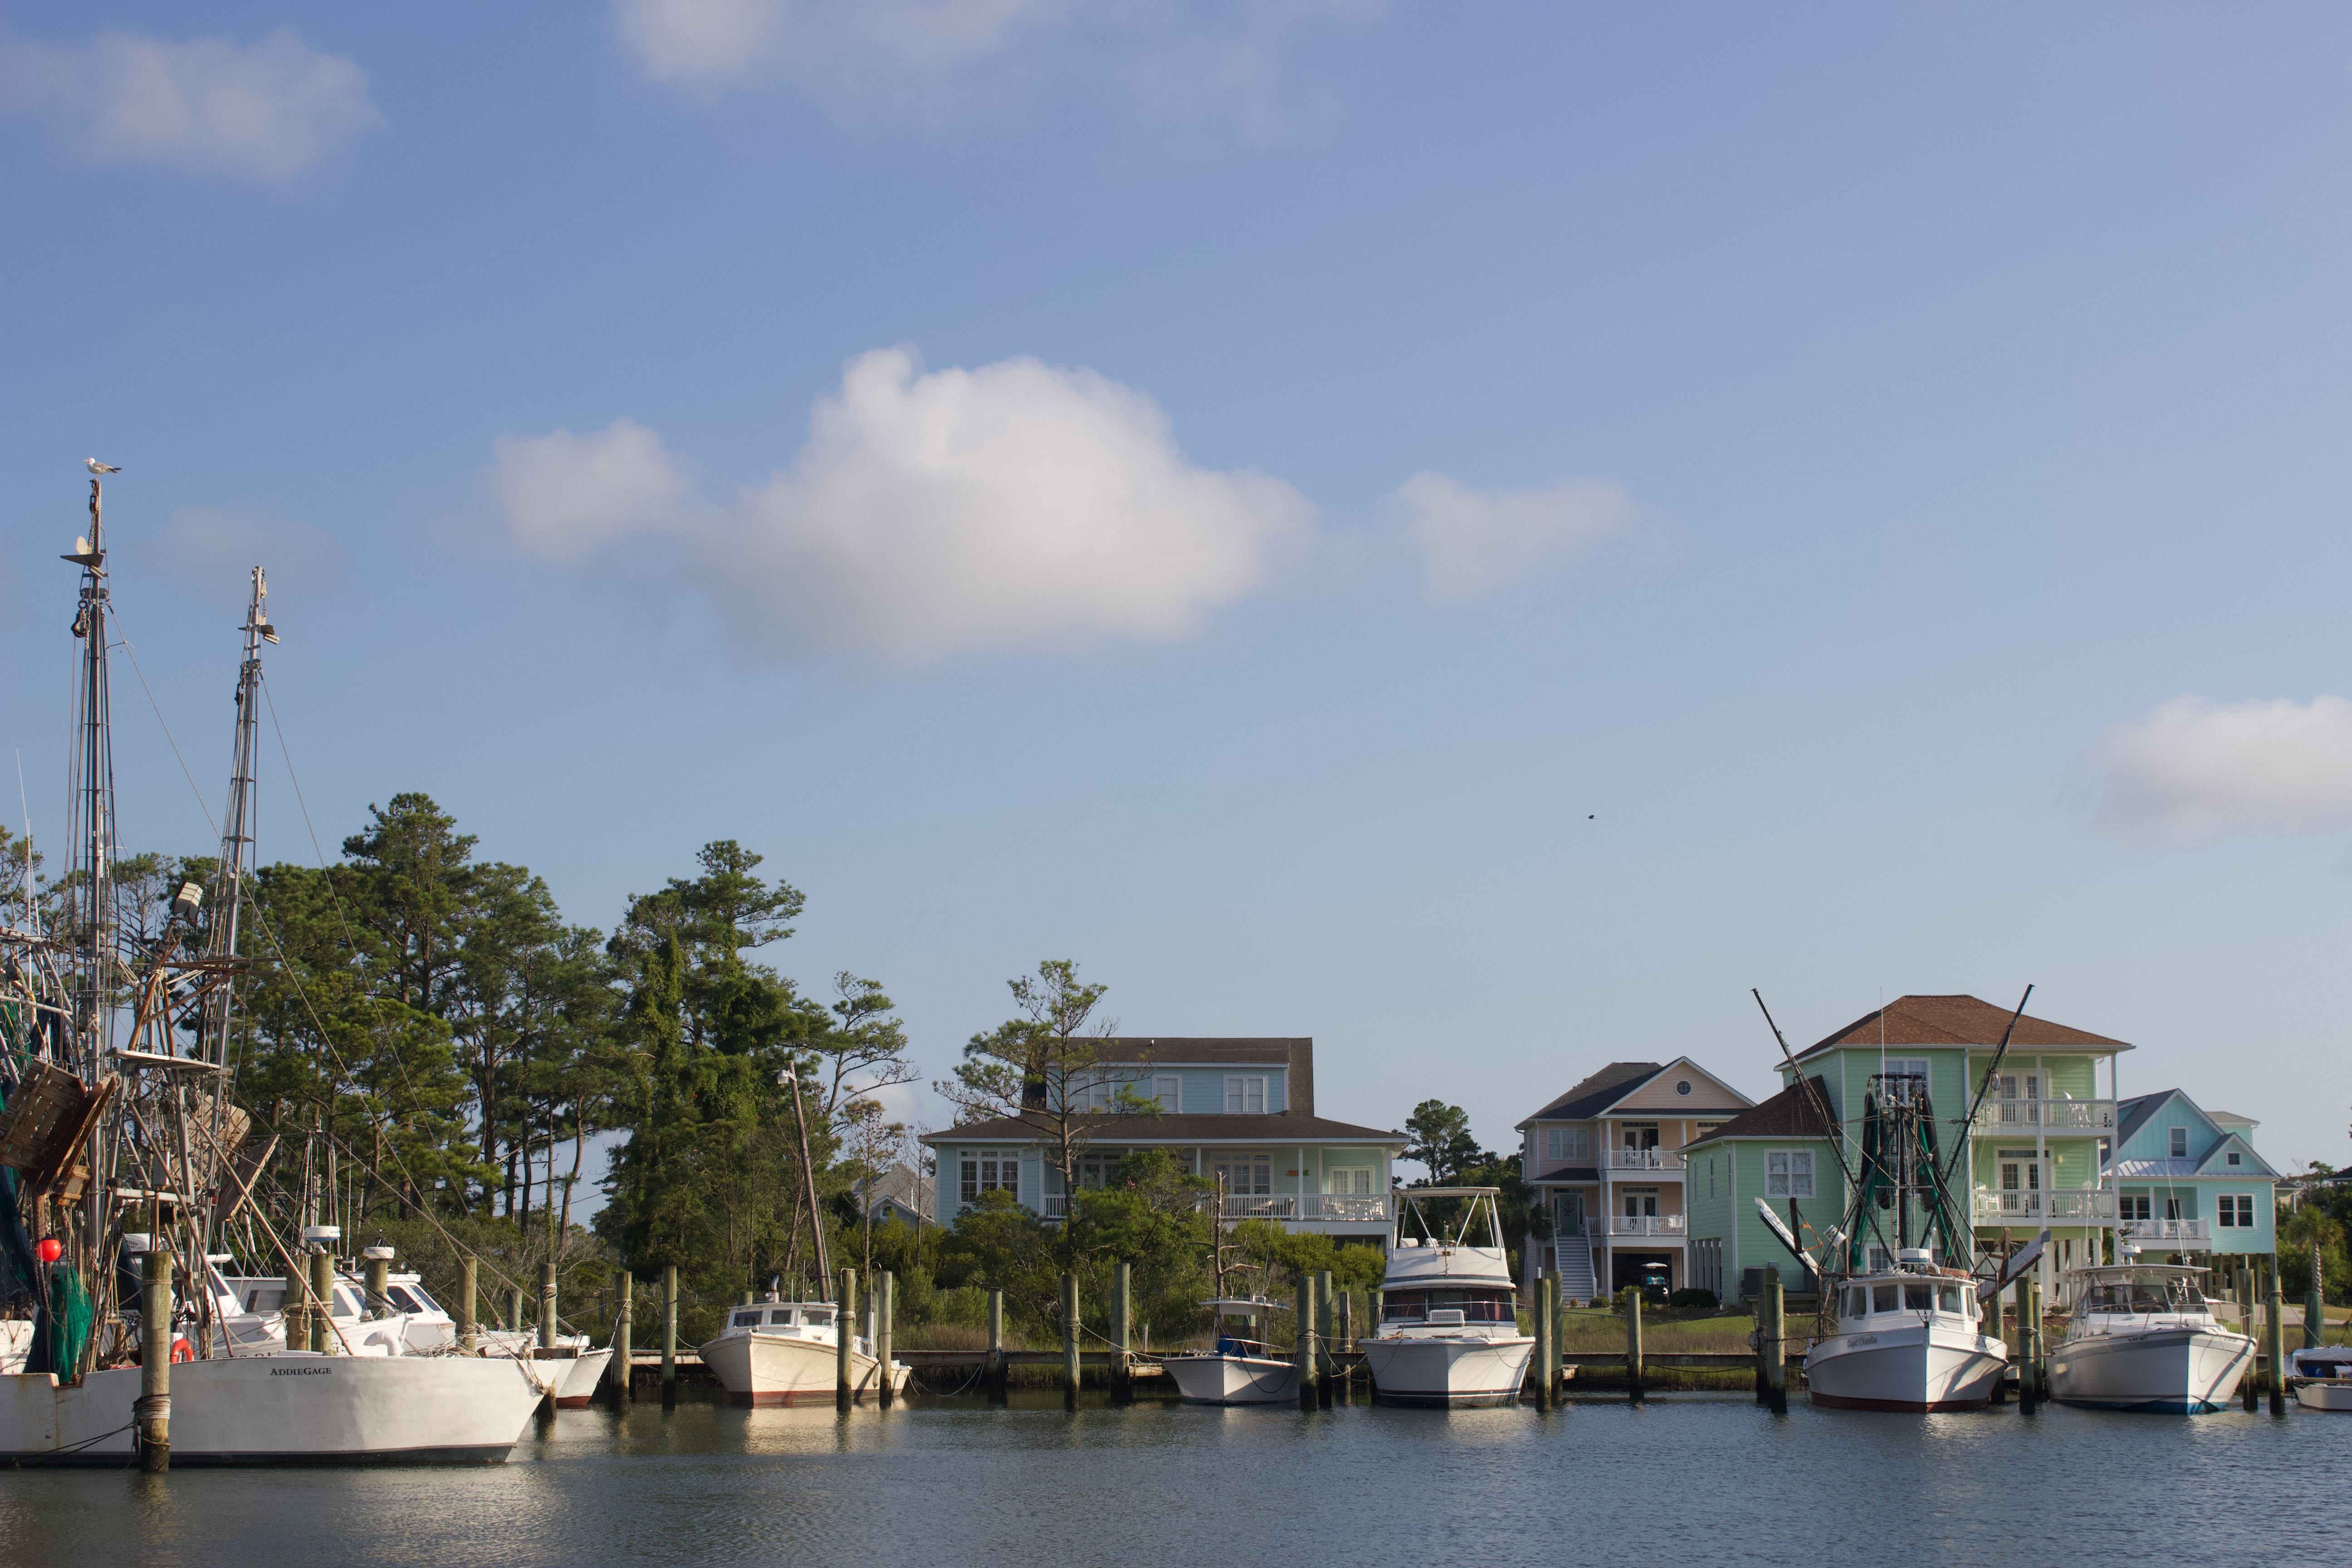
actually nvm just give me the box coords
[1360,1187,1533,1408]
[2288,1346,2352,1411]
[698,1295,911,1406]
[1805,1250,2009,1411]
[1161,1297,1298,1405]
[2046,1264,2252,1413]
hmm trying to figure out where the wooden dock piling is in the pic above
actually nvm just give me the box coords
[662,1264,679,1411]
[2264,1257,2287,1416]
[2013,1275,2036,1412]
[838,1268,858,1412]
[1762,1269,1787,1414]
[985,1289,1008,1404]
[608,1271,632,1404]
[138,1242,172,1472]
[1296,1274,1318,1411]
[877,1271,895,1408]
[460,1256,478,1354]
[309,1249,334,1354]
[1061,1272,1081,1409]
[1111,1263,1133,1405]
[1625,1290,1644,1397]
[2306,1242,2324,1352]
[540,1260,558,1352]
[1315,1269,1335,1408]
[1534,1273,1555,1410]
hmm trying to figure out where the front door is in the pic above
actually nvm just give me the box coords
[1211,1153,1272,1202]
[1555,1192,1586,1237]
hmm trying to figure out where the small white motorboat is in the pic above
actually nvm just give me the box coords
[2047,1264,2252,1413]
[2289,1346,2352,1410]
[1360,1187,1533,1408]
[1806,1251,2009,1412]
[698,1295,911,1406]
[1162,1297,1298,1405]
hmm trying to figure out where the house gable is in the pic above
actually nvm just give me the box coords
[2196,1131,2276,1180]
[1608,1058,1754,1115]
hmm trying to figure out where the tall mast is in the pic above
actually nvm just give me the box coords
[64,466,119,1271]
[200,568,272,1068]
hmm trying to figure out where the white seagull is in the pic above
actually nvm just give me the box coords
[86,459,120,475]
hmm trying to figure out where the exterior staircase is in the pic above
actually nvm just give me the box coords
[1551,1237,1599,1306]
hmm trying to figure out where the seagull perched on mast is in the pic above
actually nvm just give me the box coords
[85,459,120,475]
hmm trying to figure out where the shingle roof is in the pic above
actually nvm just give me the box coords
[1683,1077,1837,1147]
[921,1112,1401,1146]
[1530,1164,1599,1184]
[1797,995,2127,1058]
[1520,1062,1665,1124]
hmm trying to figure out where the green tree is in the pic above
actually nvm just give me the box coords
[1404,1099,1480,1183]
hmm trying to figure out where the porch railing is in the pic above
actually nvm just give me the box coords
[1605,1148,1687,1171]
[1044,1193,1395,1223]
[1601,1214,1686,1236]
[1970,1098,2117,1132]
[1970,1189,2117,1222]
[2120,1217,2209,1244]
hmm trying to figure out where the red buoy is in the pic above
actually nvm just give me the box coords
[36,1238,61,1264]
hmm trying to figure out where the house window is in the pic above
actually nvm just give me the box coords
[1622,1186,1659,1218]
[2169,1127,2189,1158]
[1998,1151,2041,1195]
[2119,1194,2151,1222]
[2218,1195,2254,1228]
[1155,1075,1181,1112]
[1676,1080,1692,1096]
[1077,1078,1118,1112]
[2226,1152,2241,1167]
[1211,1152,1272,1196]
[959,1150,1020,1203]
[1324,1166,1375,1195]
[1223,1076,1267,1114]
[1621,1122,1661,1150]
[1766,1150,1813,1199]
[2165,1195,2184,1221]
[1542,1126,1591,1162]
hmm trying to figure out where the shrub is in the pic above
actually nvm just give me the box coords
[1668,1288,1718,1312]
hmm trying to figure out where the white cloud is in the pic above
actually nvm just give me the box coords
[1395,472,1630,602]
[611,0,1376,135]
[0,28,378,181]
[2083,695,2352,839]
[496,347,1313,662]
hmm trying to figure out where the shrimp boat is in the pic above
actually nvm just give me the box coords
[1775,1057,2008,1411]
[1162,1297,1298,1405]
[2046,1263,2253,1413]
[0,469,557,1462]
[2288,1346,2352,1410]
[1360,1187,1533,1407]
[698,1294,911,1406]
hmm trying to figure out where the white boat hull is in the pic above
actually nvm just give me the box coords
[2295,1380,2352,1410]
[539,1345,614,1409]
[1362,1334,1533,1408]
[2048,1327,2252,1413]
[1805,1321,2008,1412]
[0,1353,554,1465]
[697,1333,912,1406]
[1162,1353,1299,1405]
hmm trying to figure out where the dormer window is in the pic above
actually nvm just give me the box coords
[2169,1127,2189,1158]
[1223,1075,1267,1114]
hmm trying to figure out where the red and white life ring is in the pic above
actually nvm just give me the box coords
[170,1338,195,1363]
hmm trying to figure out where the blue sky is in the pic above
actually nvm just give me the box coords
[5,3,2352,1187]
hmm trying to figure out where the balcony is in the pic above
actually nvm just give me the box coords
[1970,1098,2116,1133]
[2120,1217,2209,1245]
[1605,1148,1687,1173]
[1600,1214,1686,1237]
[1971,1189,2117,1224]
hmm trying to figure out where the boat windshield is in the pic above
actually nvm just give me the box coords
[1845,1280,1970,1321]
[2081,1277,2205,1314]
[766,1308,798,1326]
[730,1309,763,1329]
[1384,1288,1516,1323]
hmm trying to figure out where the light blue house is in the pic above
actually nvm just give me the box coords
[922,1038,1406,1242]
[2106,1090,2278,1259]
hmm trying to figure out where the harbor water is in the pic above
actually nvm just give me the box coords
[1,1392,2342,1567]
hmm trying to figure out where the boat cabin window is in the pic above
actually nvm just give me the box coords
[2082,1277,2205,1314]
[1846,1287,1868,1318]
[1903,1284,1931,1312]
[1384,1289,1515,1323]
[767,1309,798,1326]
[802,1306,835,1326]
[1872,1284,1897,1313]
[246,1287,285,1313]
[1937,1285,1962,1314]
[387,1286,425,1313]
[731,1310,763,1328]
[333,1289,363,1316]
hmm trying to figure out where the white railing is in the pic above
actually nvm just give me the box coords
[1971,1098,2116,1132]
[1605,1148,1686,1171]
[1971,1189,2117,1222]
[1042,1196,1066,1219]
[1044,1192,1393,1223]
[1602,1214,1686,1236]
[2121,1217,2209,1244]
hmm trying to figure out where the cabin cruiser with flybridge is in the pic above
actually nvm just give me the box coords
[698,1295,912,1405]
[2047,1263,2252,1412]
[1161,1297,1298,1405]
[1360,1187,1533,1407]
